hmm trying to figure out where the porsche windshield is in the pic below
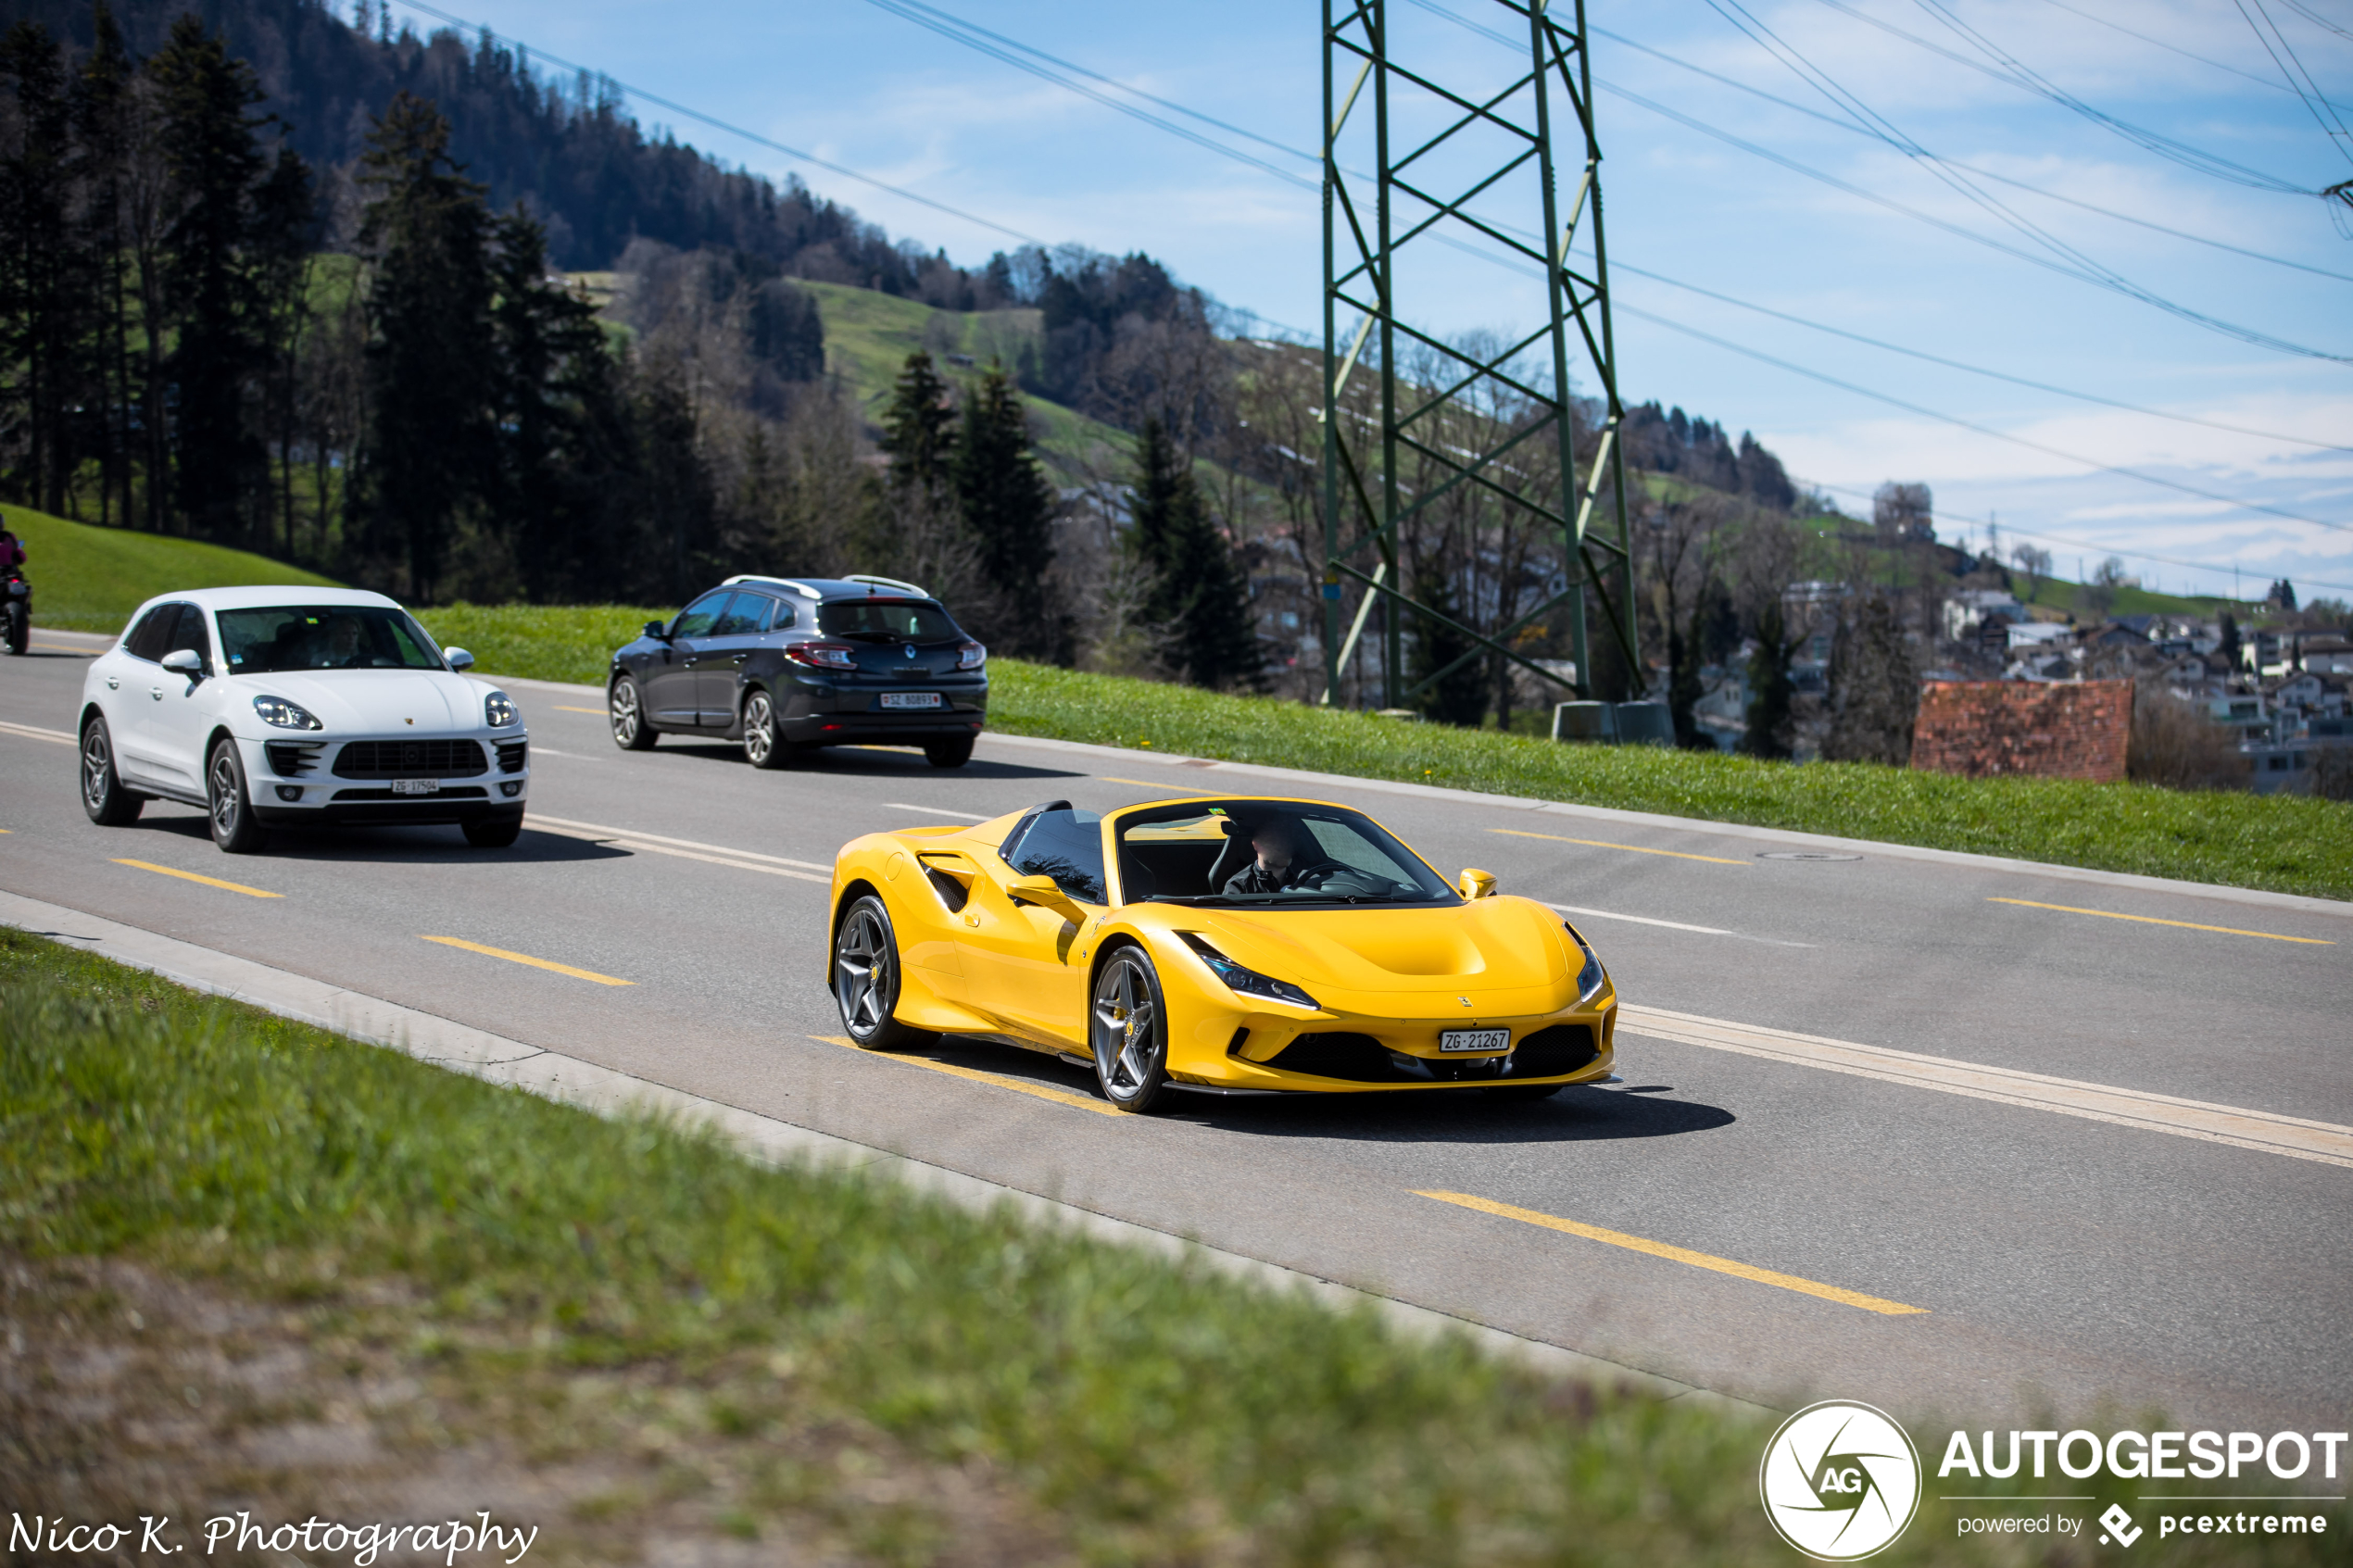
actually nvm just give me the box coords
[1115,801,1457,907]
[217,606,445,673]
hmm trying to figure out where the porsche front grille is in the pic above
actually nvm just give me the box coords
[333,739,489,778]
[265,741,324,777]
[497,740,528,772]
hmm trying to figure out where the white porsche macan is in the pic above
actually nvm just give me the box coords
[77,586,530,853]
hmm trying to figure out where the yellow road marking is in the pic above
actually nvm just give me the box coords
[552,704,605,713]
[1986,897,2332,946]
[1416,1190,1928,1315]
[112,859,283,898]
[1101,776,1197,791]
[1490,828,1747,865]
[812,1035,1122,1116]
[419,935,633,985]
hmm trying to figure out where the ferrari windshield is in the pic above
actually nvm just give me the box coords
[217,606,445,673]
[1114,801,1457,907]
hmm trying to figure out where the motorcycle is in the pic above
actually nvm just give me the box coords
[3,571,27,656]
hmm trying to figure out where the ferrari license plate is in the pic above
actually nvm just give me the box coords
[880,691,942,709]
[1440,1028,1510,1053]
[391,778,440,796]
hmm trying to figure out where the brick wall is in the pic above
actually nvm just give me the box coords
[1910,680,2131,783]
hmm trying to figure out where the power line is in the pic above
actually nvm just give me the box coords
[383,0,1045,245]
[1617,302,2352,535]
[2040,0,2353,111]
[2233,0,2353,169]
[1799,479,2353,596]
[1583,19,2353,285]
[1608,260,2353,453]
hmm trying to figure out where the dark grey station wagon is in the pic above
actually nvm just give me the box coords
[607,574,987,769]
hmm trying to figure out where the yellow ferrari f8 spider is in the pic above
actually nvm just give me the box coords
[827,796,1618,1112]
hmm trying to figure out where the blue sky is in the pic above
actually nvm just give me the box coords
[388,0,2353,606]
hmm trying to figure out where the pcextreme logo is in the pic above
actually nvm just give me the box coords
[1760,1400,1924,1561]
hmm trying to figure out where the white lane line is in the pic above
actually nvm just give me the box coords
[885,802,994,822]
[1618,1004,2353,1171]
[1547,902,1814,947]
[526,813,831,883]
[0,719,73,746]
[527,746,597,759]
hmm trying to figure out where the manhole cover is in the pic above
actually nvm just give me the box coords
[1756,851,1862,861]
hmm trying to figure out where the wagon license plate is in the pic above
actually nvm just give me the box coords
[1439,1028,1510,1053]
[880,691,942,710]
[391,778,440,796]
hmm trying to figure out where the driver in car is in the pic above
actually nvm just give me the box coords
[312,614,368,668]
[1223,816,1340,895]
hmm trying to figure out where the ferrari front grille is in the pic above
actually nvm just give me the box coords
[1267,1023,1598,1084]
[1509,1024,1598,1078]
[1265,1032,1394,1083]
[333,739,488,778]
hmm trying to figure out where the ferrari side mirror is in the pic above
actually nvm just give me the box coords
[1007,872,1084,922]
[1457,868,1497,899]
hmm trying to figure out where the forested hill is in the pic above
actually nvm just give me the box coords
[9,0,975,296]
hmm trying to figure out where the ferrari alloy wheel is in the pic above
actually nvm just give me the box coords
[207,739,268,854]
[610,676,657,750]
[834,894,928,1049]
[1090,948,1171,1113]
[80,717,142,826]
[742,689,791,770]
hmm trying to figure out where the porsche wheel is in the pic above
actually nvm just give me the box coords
[207,738,268,855]
[834,894,929,1050]
[610,676,657,750]
[1090,948,1171,1113]
[924,736,974,769]
[80,716,142,825]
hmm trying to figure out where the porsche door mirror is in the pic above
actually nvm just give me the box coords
[1456,867,1497,899]
[1006,872,1084,922]
[160,647,204,680]
[443,646,475,671]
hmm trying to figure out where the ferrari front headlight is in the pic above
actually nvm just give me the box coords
[1565,922,1607,1007]
[1180,933,1320,1010]
[484,689,520,728]
[251,695,321,730]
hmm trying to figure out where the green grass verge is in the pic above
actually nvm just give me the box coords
[4,503,342,633]
[7,930,2333,1564]
[401,607,2352,903]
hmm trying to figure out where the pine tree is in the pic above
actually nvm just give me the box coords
[1409,567,1485,725]
[149,14,281,541]
[1126,415,1263,691]
[952,363,1064,659]
[71,2,138,529]
[878,350,955,493]
[0,20,82,515]
[357,92,495,599]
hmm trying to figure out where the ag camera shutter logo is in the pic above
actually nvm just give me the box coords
[1760,1400,1922,1560]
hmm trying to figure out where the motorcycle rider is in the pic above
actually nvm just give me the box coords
[0,527,22,571]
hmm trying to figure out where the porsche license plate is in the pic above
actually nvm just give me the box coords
[391,778,440,796]
[1440,1028,1510,1053]
[880,692,942,709]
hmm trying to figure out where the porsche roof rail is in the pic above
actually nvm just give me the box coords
[723,573,822,598]
[843,572,928,597]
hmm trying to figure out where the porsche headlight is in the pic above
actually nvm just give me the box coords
[1180,934,1320,1010]
[484,690,520,728]
[1565,922,1607,1007]
[251,695,322,731]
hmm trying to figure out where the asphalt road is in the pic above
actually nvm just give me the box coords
[5,631,2348,1436]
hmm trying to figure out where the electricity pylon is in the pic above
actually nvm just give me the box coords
[1320,0,1637,709]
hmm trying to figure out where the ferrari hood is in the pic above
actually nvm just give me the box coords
[232,670,496,734]
[1176,895,1569,996]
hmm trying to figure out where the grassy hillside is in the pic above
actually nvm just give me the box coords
[412,607,2349,902]
[2,504,342,633]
